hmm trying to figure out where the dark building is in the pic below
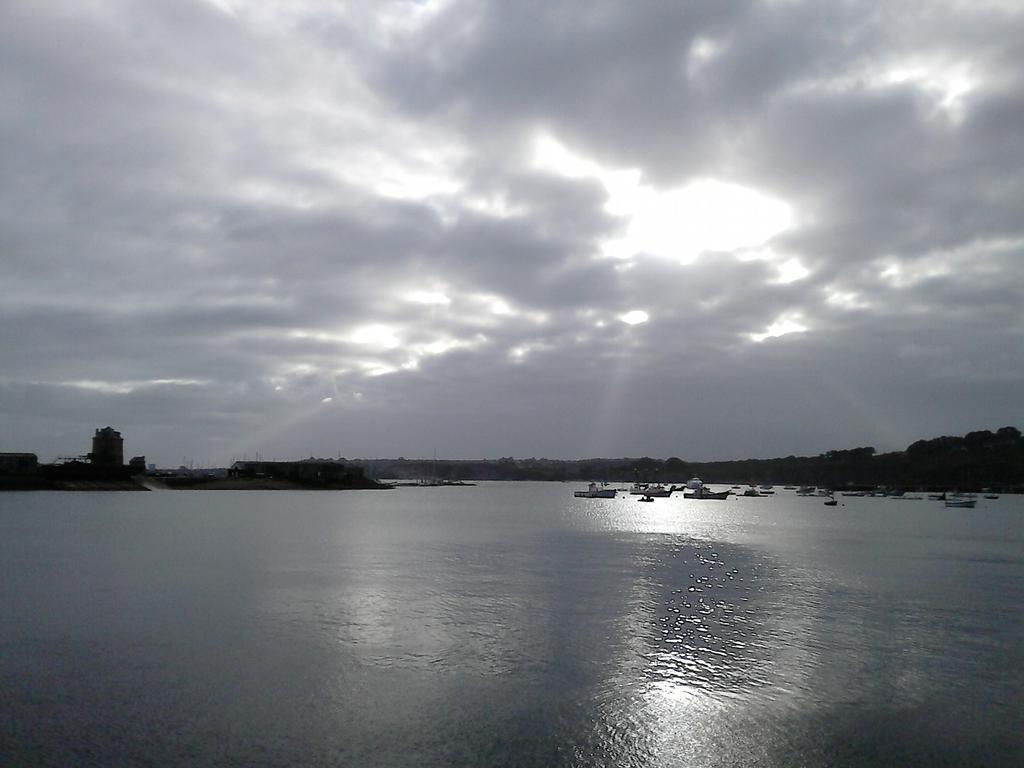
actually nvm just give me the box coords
[128,456,147,473]
[0,453,39,475]
[90,427,124,467]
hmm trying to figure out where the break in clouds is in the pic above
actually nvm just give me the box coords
[1,1,1022,465]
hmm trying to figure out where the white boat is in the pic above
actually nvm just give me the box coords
[630,483,671,497]
[574,482,617,499]
[945,494,976,509]
[684,486,731,500]
[644,483,672,497]
[685,477,704,490]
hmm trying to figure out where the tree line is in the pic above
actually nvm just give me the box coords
[356,426,1023,491]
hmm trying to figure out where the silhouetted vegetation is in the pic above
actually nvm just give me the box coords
[358,426,1024,491]
[5,426,1021,492]
[225,459,385,489]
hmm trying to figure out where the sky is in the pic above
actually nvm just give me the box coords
[2,0,1023,466]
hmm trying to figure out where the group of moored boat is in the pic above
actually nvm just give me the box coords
[790,485,994,508]
[573,481,997,508]
[573,478,771,501]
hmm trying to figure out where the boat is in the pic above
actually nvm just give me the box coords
[631,483,672,497]
[638,494,655,503]
[741,486,761,497]
[681,477,727,499]
[683,487,731,500]
[574,482,617,499]
[945,494,976,508]
[824,497,838,507]
[796,486,815,496]
[984,494,999,500]
[945,498,976,508]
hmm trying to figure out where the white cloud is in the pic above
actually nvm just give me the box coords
[619,310,650,326]
[748,313,808,343]
[347,325,402,349]
[532,133,792,263]
[775,258,810,284]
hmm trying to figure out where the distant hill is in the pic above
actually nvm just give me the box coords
[357,426,1023,491]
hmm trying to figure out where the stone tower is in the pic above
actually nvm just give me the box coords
[90,426,124,468]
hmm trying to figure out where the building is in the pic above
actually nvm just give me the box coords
[90,427,124,468]
[0,453,39,475]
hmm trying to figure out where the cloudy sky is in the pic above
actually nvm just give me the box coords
[2,0,1022,466]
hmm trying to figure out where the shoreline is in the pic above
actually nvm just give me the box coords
[0,478,149,491]
[144,477,390,490]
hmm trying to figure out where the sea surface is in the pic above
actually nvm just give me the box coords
[1,483,1022,767]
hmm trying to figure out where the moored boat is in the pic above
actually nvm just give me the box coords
[644,484,672,497]
[945,494,976,508]
[630,483,671,497]
[683,486,731,500]
[574,482,617,499]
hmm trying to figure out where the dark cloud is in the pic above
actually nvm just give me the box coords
[1,0,1022,464]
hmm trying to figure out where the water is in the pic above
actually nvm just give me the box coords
[1,484,1021,766]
